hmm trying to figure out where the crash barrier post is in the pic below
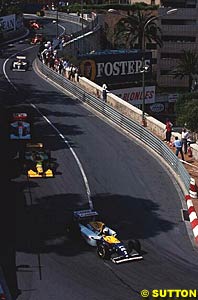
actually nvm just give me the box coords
[185,195,198,242]
[36,58,191,194]
[189,177,198,199]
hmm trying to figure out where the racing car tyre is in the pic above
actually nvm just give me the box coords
[97,244,110,260]
[128,239,141,253]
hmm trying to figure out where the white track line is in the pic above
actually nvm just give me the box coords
[3,45,35,91]
[3,49,93,210]
[31,103,92,209]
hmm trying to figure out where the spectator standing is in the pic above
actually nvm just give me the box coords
[102,83,108,102]
[69,64,76,81]
[181,128,189,154]
[173,136,184,161]
[165,118,173,144]
[58,59,63,74]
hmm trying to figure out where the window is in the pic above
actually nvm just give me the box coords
[161,53,183,59]
[160,70,173,75]
[162,36,196,43]
[161,19,196,25]
[161,0,186,8]
[146,43,157,50]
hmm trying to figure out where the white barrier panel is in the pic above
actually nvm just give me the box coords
[111,86,155,105]
[0,14,16,32]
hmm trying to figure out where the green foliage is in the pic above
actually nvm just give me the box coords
[0,1,21,16]
[172,50,198,92]
[176,93,198,131]
[60,3,159,14]
[114,10,162,50]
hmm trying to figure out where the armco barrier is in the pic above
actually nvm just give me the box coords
[36,58,190,191]
[36,57,191,193]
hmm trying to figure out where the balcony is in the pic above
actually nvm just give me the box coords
[159,59,178,69]
[160,42,198,52]
[161,24,197,35]
[159,7,198,18]
[157,75,188,88]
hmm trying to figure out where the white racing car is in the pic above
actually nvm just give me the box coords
[68,209,143,264]
[11,55,29,71]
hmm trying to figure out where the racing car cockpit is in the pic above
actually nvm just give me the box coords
[24,143,54,178]
[9,112,31,140]
[87,221,112,236]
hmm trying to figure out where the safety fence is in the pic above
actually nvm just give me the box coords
[43,10,100,55]
[36,58,191,193]
[44,10,99,38]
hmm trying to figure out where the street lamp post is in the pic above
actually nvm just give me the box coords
[141,16,158,126]
[56,3,59,38]
[81,0,83,32]
[81,0,84,53]
[108,8,178,126]
[141,9,177,126]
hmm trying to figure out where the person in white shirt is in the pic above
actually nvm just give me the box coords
[181,128,189,154]
[173,136,184,161]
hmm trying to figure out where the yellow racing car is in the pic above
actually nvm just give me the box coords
[23,143,54,178]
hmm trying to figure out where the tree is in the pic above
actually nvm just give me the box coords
[175,93,198,132]
[114,10,162,50]
[172,50,198,92]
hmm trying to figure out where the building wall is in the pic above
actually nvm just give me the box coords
[157,5,198,90]
[128,0,161,4]
[104,1,198,91]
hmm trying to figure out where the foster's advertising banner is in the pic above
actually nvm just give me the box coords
[79,50,152,86]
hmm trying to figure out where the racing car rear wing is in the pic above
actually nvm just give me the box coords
[74,209,98,219]
[16,56,27,60]
[26,142,43,149]
[13,112,28,120]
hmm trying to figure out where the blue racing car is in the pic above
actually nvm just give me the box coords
[69,209,143,264]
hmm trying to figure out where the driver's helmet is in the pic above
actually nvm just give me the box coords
[102,228,109,235]
[18,121,23,126]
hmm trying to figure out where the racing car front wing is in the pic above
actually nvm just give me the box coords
[28,169,53,178]
[111,253,143,264]
[12,68,27,71]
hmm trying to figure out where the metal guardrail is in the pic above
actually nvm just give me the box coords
[36,58,191,192]
[44,10,81,23]
[44,10,98,36]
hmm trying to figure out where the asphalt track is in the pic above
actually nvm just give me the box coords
[0,17,198,300]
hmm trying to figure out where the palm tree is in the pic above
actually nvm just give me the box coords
[172,50,198,92]
[114,10,163,50]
